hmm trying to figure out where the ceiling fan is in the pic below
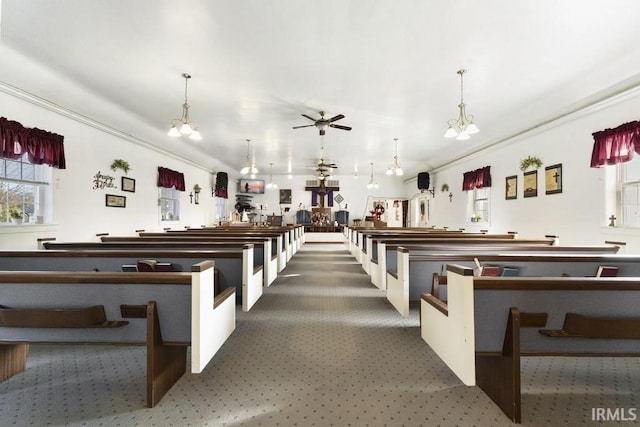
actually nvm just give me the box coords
[293,111,352,136]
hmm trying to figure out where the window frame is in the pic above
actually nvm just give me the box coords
[0,154,50,225]
[618,158,640,227]
[467,187,490,224]
[159,186,181,222]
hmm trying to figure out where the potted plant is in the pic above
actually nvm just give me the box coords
[9,209,23,225]
[440,183,449,192]
[193,184,201,193]
[110,159,131,175]
[519,155,543,172]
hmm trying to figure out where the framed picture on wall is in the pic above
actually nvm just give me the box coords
[505,175,517,200]
[545,163,562,195]
[523,170,538,198]
[105,194,126,208]
[121,176,136,192]
[239,178,265,194]
[279,189,292,204]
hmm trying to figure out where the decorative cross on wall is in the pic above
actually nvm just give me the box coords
[609,214,616,227]
[305,181,339,208]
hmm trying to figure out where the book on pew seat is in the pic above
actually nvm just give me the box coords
[501,267,519,277]
[473,257,501,276]
[480,265,501,276]
[596,265,618,277]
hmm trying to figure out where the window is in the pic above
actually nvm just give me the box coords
[160,187,180,221]
[0,154,50,224]
[468,187,490,223]
[619,156,640,226]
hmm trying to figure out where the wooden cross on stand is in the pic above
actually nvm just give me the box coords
[304,179,339,208]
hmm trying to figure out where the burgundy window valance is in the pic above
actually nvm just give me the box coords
[0,117,66,169]
[157,166,186,191]
[590,120,640,168]
[462,166,492,191]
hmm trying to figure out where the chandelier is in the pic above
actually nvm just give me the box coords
[366,162,379,189]
[168,73,202,140]
[385,138,404,176]
[266,163,278,189]
[444,69,479,141]
[240,139,259,177]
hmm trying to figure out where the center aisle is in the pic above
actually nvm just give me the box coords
[171,243,508,426]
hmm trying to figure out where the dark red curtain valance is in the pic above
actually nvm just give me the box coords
[157,166,185,191]
[462,166,492,191]
[590,120,640,168]
[0,117,66,168]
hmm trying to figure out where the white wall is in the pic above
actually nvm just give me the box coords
[0,90,220,249]
[417,88,640,253]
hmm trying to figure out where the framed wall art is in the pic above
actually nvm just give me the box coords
[239,178,265,194]
[105,194,126,208]
[523,170,538,198]
[279,189,292,205]
[505,175,517,200]
[121,176,136,192]
[545,163,562,195]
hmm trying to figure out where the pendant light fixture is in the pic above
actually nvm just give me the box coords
[266,163,278,189]
[444,69,479,141]
[167,73,202,140]
[366,162,379,189]
[385,138,404,176]
[240,139,259,176]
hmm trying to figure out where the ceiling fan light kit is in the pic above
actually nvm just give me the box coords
[168,73,202,140]
[445,69,479,141]
[293,111,352,136]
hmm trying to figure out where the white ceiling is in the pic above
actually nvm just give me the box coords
[2,0,640,180]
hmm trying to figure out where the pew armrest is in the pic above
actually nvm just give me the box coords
[421,293,448,316]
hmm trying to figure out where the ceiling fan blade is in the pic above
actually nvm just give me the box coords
[330,124,352,131]
[320,129,326,136]
[293,124,315,129]
[328,114,344,122]
[301,114,317,122]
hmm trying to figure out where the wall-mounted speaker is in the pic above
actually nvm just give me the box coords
[417,172,430,190]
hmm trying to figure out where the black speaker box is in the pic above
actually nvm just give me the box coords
[417,172,430,190]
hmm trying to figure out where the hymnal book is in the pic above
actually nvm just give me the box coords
[480,265,501,276]
[473,257,501,276]
[595,265,618,277]
[501,267,519,277]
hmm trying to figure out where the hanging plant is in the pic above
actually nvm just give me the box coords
[193,184,201,193]
[110,159,131,175]
[519,155,543,172]
[440,183,449,192]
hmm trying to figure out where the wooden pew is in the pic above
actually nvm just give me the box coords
[371,236,560,291]
[420,264,640,423]
[351,228,477,263]
[370,236,558,284]
[4,246,263,312]
[99,236,278,286]
[176,224,302,258]
[387,249,631,317]
[144,229,291,272]
[0,261,235,408]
